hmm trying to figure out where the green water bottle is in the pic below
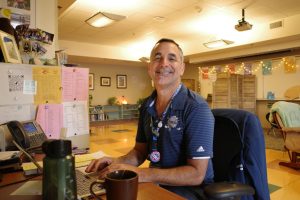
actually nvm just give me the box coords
[42,139,77,200]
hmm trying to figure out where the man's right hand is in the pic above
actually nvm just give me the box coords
[85,156,114,173]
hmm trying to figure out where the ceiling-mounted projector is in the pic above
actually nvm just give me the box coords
[235,9,252,31]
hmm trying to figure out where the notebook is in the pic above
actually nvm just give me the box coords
[14,140,106,199]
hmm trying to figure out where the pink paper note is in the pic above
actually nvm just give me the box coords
[36,104,63,139]
[62,67,89,102]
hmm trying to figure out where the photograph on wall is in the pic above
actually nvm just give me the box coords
[31,40,46,55]
[7,0,31,11]
[11,12,30,27]
[116,74,127,89]
[4,0,36,29]
[100,77,111,87]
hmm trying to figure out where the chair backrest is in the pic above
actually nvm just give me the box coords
[266,112,279,128]
[212,115,242,182]
[212,109,270,200]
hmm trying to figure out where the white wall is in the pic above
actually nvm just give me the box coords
[36,0,57,59]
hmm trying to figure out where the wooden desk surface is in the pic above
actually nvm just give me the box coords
[0,172,185,200]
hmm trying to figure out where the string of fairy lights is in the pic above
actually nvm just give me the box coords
[198,56,300,79]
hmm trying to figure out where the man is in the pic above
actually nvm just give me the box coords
[86,38,214,199]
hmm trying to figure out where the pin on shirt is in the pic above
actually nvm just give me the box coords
[158,121,163,128]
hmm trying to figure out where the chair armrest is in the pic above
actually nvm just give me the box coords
[204,182,255,199]
[282,127,300,132]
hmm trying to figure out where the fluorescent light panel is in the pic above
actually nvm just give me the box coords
[203,39,233,48]
[85,12,126,28]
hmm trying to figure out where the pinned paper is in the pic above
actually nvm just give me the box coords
[63,101,89,137]
[36,104,63,139]
[61,67,89,102]
[32,66,62,104]
[23,80,36,94]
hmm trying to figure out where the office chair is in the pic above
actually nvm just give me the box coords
[265,112,280,136]
[270,101,300,170]
[204,109,270,200]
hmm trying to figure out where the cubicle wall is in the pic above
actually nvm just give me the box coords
[0,63,90,150]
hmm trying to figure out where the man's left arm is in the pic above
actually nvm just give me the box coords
[105,158,208,185]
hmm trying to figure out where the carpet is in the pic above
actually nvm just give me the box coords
[268,183,281,193]
[263,130,285,151]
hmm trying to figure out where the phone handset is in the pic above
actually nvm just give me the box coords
[7,120,31,149]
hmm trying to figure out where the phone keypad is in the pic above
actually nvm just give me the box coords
[29,132,47,147]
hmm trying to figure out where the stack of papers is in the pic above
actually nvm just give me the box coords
[22,151,107,175]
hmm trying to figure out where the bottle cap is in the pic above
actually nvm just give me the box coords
[42,139,72,158]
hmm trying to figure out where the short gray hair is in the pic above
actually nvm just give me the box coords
[150,38,184,63]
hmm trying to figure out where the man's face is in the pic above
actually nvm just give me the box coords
[148,42,185,88]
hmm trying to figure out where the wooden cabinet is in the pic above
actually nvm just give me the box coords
[212,73,256,113]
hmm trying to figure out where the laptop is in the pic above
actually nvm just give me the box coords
[13,140,105,199]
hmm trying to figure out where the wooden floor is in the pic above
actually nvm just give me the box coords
[90,120,300,200]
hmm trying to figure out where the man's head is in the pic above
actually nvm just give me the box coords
[150,38,184,63]
[148,38,185,89]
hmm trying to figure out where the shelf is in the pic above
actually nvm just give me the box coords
[89,104,139,122]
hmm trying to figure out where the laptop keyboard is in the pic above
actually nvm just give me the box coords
[76,169,106,199]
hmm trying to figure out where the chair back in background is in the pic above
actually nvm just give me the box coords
[212,115,242,182]
[212,109,270,200]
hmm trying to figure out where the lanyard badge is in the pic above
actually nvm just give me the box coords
[149,84,182,164]
[150,118,161,163]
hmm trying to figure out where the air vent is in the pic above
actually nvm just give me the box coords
[269,20,283,29]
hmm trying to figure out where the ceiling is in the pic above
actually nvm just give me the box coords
[58,0,300,64]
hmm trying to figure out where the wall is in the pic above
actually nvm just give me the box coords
[76,62,152,106]
[67,59,200,106]
[36,0,57,59]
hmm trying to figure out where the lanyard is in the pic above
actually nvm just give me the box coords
[149,84,182,163]
[151,83,182,137]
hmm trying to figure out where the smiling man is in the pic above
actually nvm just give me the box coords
[86,38,215,200]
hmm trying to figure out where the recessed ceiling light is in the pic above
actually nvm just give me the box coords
[85,12,126,28]
[203,39,234,48]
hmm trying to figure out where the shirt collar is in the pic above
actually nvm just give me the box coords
[145,84,187,112]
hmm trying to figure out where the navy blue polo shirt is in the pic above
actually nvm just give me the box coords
[136,85,214,184]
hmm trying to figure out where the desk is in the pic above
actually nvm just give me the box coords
[0,171,185,200]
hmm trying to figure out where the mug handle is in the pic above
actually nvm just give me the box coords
[90,179,105,200]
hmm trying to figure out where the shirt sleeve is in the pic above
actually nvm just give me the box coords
[184,100,214,159]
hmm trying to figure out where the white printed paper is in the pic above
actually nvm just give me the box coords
[23,80,37,94]
[63,101,89,137]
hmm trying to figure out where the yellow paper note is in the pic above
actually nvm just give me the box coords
[32,66,62,104]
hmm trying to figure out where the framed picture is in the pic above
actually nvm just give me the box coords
[0,30,22,63]
[89,73,94,90]
[182,79,195,91]
[116,75,127,89]
[100,77,111,86]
